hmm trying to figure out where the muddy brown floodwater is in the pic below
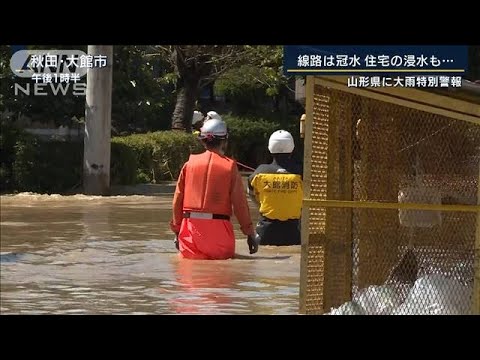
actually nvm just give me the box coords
[0,193,300,315]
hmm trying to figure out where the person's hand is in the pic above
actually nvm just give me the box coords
[247,235,258,254]
[174,233,179,250]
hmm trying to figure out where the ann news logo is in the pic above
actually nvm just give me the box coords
[10,50,107,96]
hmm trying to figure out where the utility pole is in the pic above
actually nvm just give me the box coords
[83,45,113,195]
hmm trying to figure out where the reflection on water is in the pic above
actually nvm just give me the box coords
[1,193,300,314]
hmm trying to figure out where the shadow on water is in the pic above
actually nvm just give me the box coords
[0,252,23,264]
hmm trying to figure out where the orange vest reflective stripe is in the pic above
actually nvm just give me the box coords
[183,151,235,216]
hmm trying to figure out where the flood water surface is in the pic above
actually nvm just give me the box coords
[0,194,300,314]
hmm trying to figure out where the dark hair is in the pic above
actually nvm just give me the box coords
[202,137,224,149]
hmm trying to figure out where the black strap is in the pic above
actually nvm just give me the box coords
[183,212,230,220]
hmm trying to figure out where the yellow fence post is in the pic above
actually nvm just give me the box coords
[299,75,316,314]
[322,89,354,310]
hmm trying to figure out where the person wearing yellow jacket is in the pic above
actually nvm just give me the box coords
[247,130,303,246]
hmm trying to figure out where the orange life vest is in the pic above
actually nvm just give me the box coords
[182,151,235,216]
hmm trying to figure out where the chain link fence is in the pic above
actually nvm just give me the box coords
[300,79,480,315]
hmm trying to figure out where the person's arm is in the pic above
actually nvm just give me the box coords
[170,163,187,234]
[231,165,255,236]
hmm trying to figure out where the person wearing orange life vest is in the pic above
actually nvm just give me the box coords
[170,118,258,259]
[248,130,303,246]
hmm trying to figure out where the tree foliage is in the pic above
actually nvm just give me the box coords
[214,46,297,117]
[215,45,285,96]
[1,45,293,133]
[145,45,289,130]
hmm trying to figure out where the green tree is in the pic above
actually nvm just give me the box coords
[111,45,175,134]
[147,45,287,131]
[214,45,297,118]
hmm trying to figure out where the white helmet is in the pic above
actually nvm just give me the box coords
[268,130,294,154]
[206,111,222,121]
[192,111,204,125]
[199,118,228,140]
